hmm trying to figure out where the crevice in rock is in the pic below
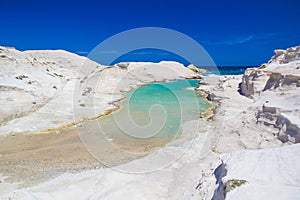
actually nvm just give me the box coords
[212,162,227,200]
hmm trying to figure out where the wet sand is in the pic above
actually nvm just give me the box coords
[0,128,98,187]
[0,126,167,188]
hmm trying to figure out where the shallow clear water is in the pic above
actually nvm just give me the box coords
[97,79,211,141]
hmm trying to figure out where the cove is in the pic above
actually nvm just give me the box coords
[95,79,212,147]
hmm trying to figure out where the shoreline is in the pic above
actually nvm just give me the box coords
[5,78,200,137]
[0,77,209,192]
[1,46,299,199]
[0,47,197,137]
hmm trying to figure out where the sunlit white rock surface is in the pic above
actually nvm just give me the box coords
[0,46,299,200]
[0,46,194,135]
[223,144,300,200]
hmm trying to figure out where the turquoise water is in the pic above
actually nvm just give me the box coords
[97,79,211,142]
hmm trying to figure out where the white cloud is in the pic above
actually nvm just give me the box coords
[76,51,89,54]
[203,35,254,46]
[99,50,117,54]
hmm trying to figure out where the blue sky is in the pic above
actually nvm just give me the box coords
[1,0,300,66]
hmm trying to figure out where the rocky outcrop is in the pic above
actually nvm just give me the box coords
[194,47,300,200]
[240,45,300,98]
[240,70,300,97]
[187,64,207,73]
[270,46,300,64]
[257,104,300,143]
[239,46,300,143]
[239,71,254,97]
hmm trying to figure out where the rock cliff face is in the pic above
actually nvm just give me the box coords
[240,46,300,97]
[240,46,300,143]
[193,47,300,200]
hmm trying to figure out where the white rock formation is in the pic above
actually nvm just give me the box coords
[223,144,300,200]
[240,46,300,143]
[208,46,300,200]
[0,46,195,136]
[0,46,299,200]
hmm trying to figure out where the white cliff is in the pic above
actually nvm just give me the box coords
[206,46,300,200]
[240,46,300,143]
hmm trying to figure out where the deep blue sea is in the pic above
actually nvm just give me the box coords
[110,48,258,75]
[109,48,256,75]
[199,66,257,75]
